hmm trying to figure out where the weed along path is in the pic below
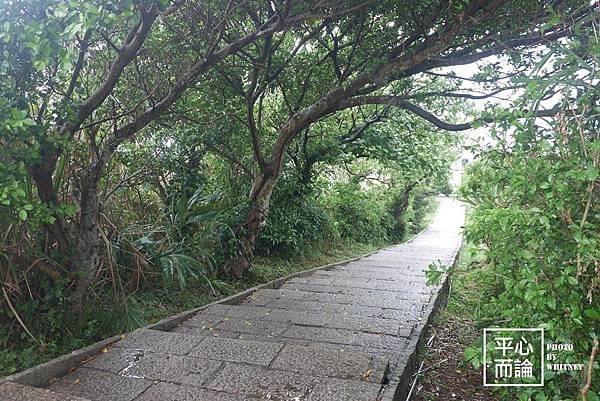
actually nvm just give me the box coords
[0,197,464,401]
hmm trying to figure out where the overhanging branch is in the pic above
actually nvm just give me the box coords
[404,85,522,101]
[337,96,562,131]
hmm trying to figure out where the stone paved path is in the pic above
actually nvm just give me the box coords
[1,197,464,401]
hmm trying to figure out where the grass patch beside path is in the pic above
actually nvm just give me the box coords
[138,239,382,326]
[413,240,499,401]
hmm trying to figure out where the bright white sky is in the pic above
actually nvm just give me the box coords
[444,56,517,187]
[445,49,566,187]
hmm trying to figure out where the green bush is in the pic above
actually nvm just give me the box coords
[256,178,336,256]
[459,39,599,400]
[323,183,390,245]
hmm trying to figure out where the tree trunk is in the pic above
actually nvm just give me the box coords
[393,181,417,238]
[29,153,70,251]
[69,175,102,314]
[227,103,322,277]
[228,171,278,278]
[31,154,104,316]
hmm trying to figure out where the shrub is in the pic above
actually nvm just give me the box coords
[256,178,335,256]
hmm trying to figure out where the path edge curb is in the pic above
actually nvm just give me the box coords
[379,236,464,401]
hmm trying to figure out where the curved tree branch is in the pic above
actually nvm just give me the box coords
[404,85,522,100]
[65,4,160,134]
[337,95,562,131]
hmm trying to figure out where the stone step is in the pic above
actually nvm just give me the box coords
[270,343,390,383]
[315,267,432,281]
[287,273,430,285]
[47,368,152,401]
[0,382,91,401]
[188,300,420,323]
[188,336,284,366]
[113,328,204,355]
[246,288,429,309]
[261,308,407,336]
[205,363,383,401]
[193,303,417,332]
[134,382,259,401]
[281,281,431,297]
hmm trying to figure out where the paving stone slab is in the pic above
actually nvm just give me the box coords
[114,328,203,355]
[263,308,403,335]
[280,282,427,299]
[344,264,432,275]
[119,353,222,386]
[356,260,439,266]
[245,297,322,311]
[367,250,450,254]
[247,288,306,302]
[0,382,91,401]
[199,304,271,320]
[82,348,146,373]
[301,341,402,365]
[170,325,240,338]
[376,247,451,253]
[214,317,290,337]
[189,337,283,366]
[249,294,423,314]
[308,378,383,401]
[134,382,261,401]
[271,344,389,383]
[206,363,317,399]
[282,325,410,348]
[377,307,422,321]
[287,276,336,286]
[234,334,404,364]
[374,281,433,292]
[333,276,422,287]
[236,332,313,346]
[318,268,428,280]
[305,291,426,309]
[283,325,357,345]
[352,330,410,349]
[395,292,432,303]
[313,268,385,276]
[278,296,340,310]
[47,368,151,401]
[177,314,225,330]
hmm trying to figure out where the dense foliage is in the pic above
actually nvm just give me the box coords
[460,32,600,400]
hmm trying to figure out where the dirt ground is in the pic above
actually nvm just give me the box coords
[411,311,498,401]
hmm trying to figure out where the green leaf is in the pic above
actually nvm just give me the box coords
[22,118,36,127]
[464,345,482,369]
[18,209,27,221]
[584,309,600,321]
